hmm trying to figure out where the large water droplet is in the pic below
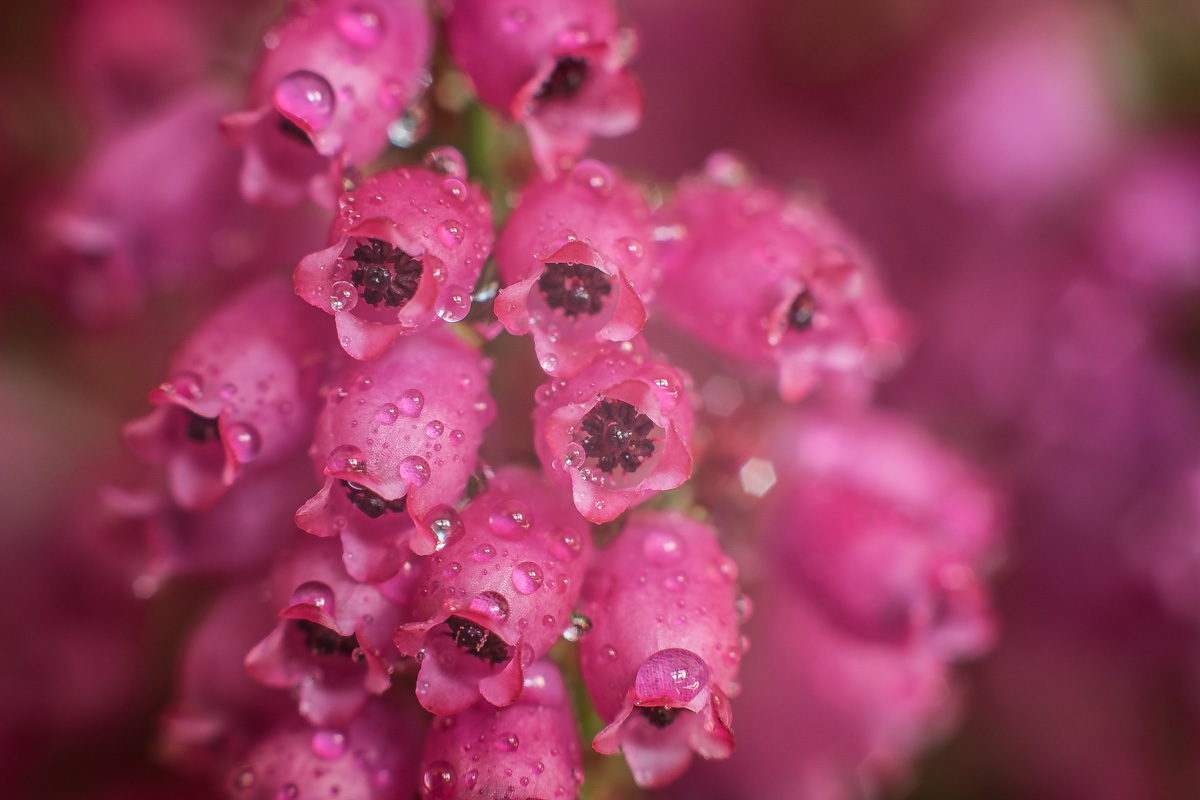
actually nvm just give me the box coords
[420,761,457,799]
[549,526,584,561]
[376,403,400,425]
[311,729,346,759]
[329,280,357,312]
[398,455,431,487]
[489,499,534,540]
[468,590,509,621]
[387,106,427,147]
[562,611,592,642]
[427,505,464,551]
[436,285,471,322]
[493,732,520,752]
[571,160,614,197]
[336,4,384,49]
[437,220,464,249]
[327,444,365,473]
[441,177,466,202]
[563,442,585,469]
[511,562,544,595]
[274,71,336,132]
[291,580,335,610]
[423,146,467,178]
[225,423,262,462]
[424,420,444,438]
[643,530,685,566]
[398,389,424,417]
[463,770,479,789]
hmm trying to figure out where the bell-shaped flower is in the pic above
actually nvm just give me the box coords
[532,338,693,523]
[394,467,592,715]
[293,153,494,360]
[124,278,337,510]
[656,153,909,403]
[222,0,434,207]
[415,660,584,799]
[295,328,494,575]
[443,0,641,175]
[578,511,743,788]
[494,160,657,377]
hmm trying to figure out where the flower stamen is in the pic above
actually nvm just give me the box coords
[348,238,423,309]
[445,616,511,665]
[639,705,681,729]
[534,57,589,104]
[580,399,656,474]
[342,480,407,519]
[787,288,816,332]
[295,619,358,657]
[537,262,613,319]
[184,410,221,443]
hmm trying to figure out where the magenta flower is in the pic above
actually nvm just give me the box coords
[228,696,425,800]
[578,511,742,788]
[295,328,495,571]
[532,338,693,523]
[493,160,657,377]
[245,535,421,727]
[124,278,336,510]
[656,154,909,403]
[293,155,494,360]
[443,0,642,175]
[763,410,1001,659]
[394,466,592,715]
[416,659,584,799]
[222,0,434,207]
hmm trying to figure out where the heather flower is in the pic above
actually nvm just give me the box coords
[763,410,1000,659]
[532,338,693,523]
[578,511,742,788]
[443,0,642,175]
[293,155,494,360]
[124,278,336,510]
[245,535,421,727]
[228,695,425,800]
[222,0,434,207]
[656,154,909,403]
[416,659,584,799]
[494,160,657,377]
[295,328,494,572]
[394,466,592,715]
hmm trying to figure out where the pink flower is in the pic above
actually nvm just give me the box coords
[656,154,909,403]
[245,535,421,727]
[416,660,584,799]
[493,160,657,376]
[293,154,494,360]
[124,278,337,510]
[295,328,495,571]
[228,695,425,800]
[578,511,742,788]
[443,0,642,175]
[394,466,592,715]
[763,409,1001,660]
[222,0,434,207]
[532,338,693,523]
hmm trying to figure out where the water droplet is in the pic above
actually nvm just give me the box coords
[539,352,559,372]
[664,572,688,592]
[275,783,299,800]
[562,611,592,642]
[398,455,431,487]
[549,527,584,561]
[329,280,357,312]
[376,403,400,425]
[448,429,465,446]
[563,443,585,469]
[571,160,613,197]
[463,770,479,789]
[421,761,457,799]
[511,562,544,595]
[423,146,467,178]
[494,732,520,752]
[274,70,336,132]
[441,177,466,202]
[225,423,262,462]
[603,645,617,660]
[428,505,464,551]
[312,729,346,759]
[542,614,556,628]
[436,285,471,322]
[424,420,444,438]
[704,151,749,186]
[643,530,685,566]
[327,444,365,473]
[437,220,464,249]
[387,106,427,147]
[735,593,754,622]
[398,389,424,417]
[618,236,644,264]
[468,590,509,621]
[290,580,335,610]
[489,499,534,540]
[336,4,384,49]
[716,556,739,583]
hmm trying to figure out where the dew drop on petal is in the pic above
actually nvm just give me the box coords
[664,572,688,592]
[336,4,384,49]
[327,444,365,473]
[548,526,583,561]
[563,442,585,469]
[329,280,357,312]
[387,106,427,148]
[311,729,346,760]
[562,611,592,642]
[427,505,464,551]
[290,580,335,609]
[468,590,509,621]
[437,220,464,249]
[539,353,559,372]
[423,146,467,178]
[617,236,644,264]
[420,761,457,799]
[464,770,479,789]
[643,530,685,566]
[493,732,520,752]
[449,429,465,445]
[441,178,466,202]
[436,285,471,322]
[571,160,613,197]
[376,403,400,425]
[511,562,544,595]
[274,70,336,132]
[424,420,444,438]
[489,499,533,540]
[225,423,262,462]
[398,455,431,487]
[472,543,496,563]
[398,389,424,417]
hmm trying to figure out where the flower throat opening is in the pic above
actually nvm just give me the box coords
[581,398,656,474]
[349,238,423,309]
[537,261,613,319]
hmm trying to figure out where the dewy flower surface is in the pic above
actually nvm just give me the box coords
[578,511,744,788]
[124,278,336,510]
[656,153,909,403]
[222,0,434,207]
[293,153,493,360]
[295,327,495,576]
[533,338,693,522]
[494,159,657,377]
[443,0,642,174]
[416,659,584,799]
[394,466,592,715]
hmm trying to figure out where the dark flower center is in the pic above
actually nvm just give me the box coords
[348,238,423,309]
[445,616,510,665]
[537,262,612,319]
[787,289,816,331]
[184,410,221,443]
[580,399,656,474]
[534,56,589,104]
[640,706,680,729]
[342,480,407,519]
[295,619,358,657]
